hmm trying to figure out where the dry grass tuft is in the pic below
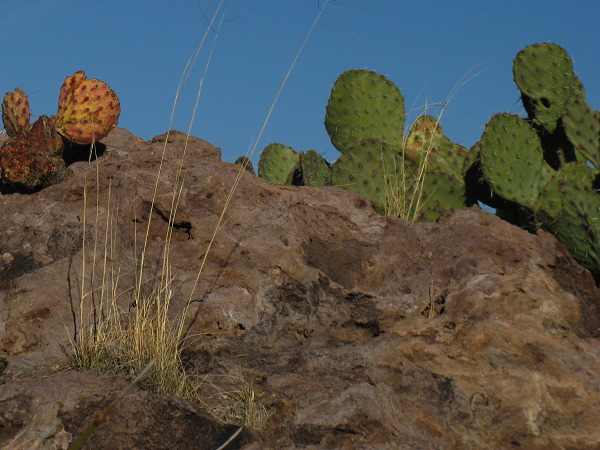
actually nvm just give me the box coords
[67,2,335,444]
[383,66,485,220]
[381,106,443,220]
[199,375,270,429]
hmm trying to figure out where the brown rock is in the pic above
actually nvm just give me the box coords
[0,127,599,449]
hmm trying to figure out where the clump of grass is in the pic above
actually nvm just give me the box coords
[64,160,193,397]
[199,375,270,429]
[68,0,227,403]
[382,106,443,221]
[69,274,196,398]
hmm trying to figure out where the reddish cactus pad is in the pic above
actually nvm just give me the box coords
[55,71,121,145]
[2,88,31,138]
[0,116,67,191]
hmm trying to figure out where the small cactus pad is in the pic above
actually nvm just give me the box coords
[513,43,580,133]
[404,115,443,162]
[561,92,600,168]
[299,150,331,186]
[325,70,405,153]
[258,143,301,185]
[234,156,256,175]
[404,115,467,177]
[55,71,121,144]
[2,88,31,138]
[331,138,399,213]
[478,114,553,209]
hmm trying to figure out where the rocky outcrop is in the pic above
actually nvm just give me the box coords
[0,128,599,449]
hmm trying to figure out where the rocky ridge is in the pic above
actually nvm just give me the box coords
[0,128,599,449]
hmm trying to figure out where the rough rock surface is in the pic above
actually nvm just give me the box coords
[0,127,599,449]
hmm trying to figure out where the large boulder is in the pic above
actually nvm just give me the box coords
[0,127,598,449]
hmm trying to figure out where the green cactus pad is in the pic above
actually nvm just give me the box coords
[258,143,300,185]
[409,171,467,222]
[513,43,581,133]
[331,138,400,213]
[325,70,405,153]
[534,162,600,275]
[478,114,554,209]
[562,92,600,168]
[299,150,331,186]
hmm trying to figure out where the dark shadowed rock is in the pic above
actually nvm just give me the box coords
[0,127,599,449]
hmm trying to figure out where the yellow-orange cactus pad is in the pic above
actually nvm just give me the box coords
[2,88,31,138]
[55,71,121,145]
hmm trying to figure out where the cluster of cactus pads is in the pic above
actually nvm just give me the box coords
[471,43,599,276]
[1,71,120,191]
[255,43,599,278]
[257,69,474,221]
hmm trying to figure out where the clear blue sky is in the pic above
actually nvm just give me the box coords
[1,1,598,164]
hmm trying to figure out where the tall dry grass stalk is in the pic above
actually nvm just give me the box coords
[68,0,334,428]
[69,0,226,400]
[383,66,486,220]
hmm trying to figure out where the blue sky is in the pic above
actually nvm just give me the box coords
[1,1,598,164]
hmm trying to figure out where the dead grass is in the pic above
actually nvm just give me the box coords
[383,68,486,221]
[378,106,440,220]
[68,0,225,404]
[66,1,334,444]
[199,375,270,429]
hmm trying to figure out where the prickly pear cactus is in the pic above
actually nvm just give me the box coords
[0,115,67,192]
[468,43,600,278]
[1,71,121,192]
[55,71,121,144]
[2,88,31,138]
[513,43,581,134]
[258,143,300,185]
[325,70,405,153]
[405,115,468,178]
